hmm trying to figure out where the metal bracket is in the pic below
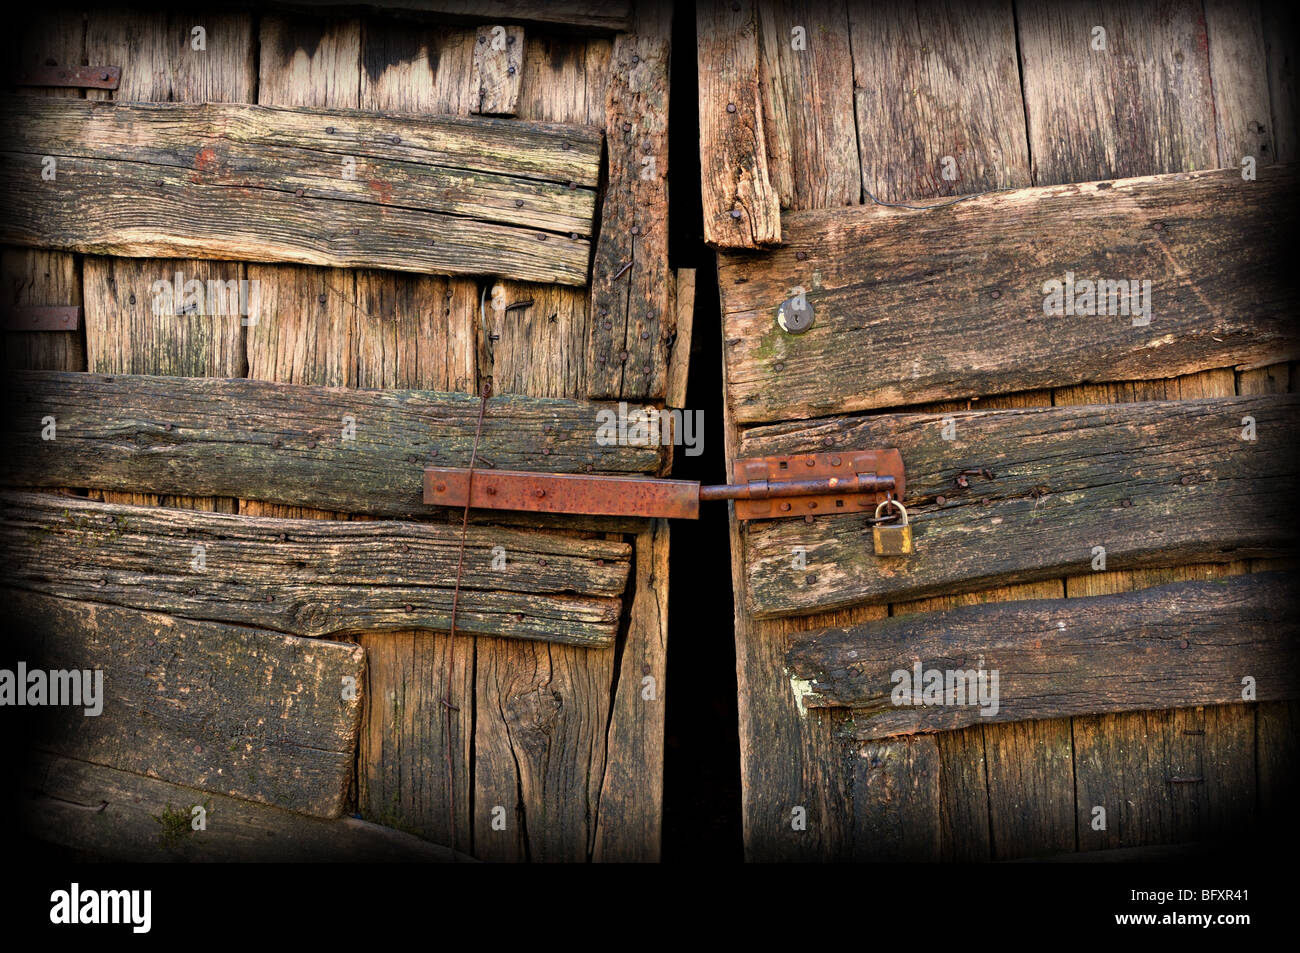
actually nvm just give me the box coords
[425,449,904,522]
[3,306,82,331]
[15,65,121,90]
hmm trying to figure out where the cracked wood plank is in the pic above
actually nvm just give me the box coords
[789,572,1299,736]
[11,591,365,816]
[471,25,524,115]
[1,371,665,517]
[696,0,781,248]
[265,1,632,32]
[586,32,672,399]
[719,164,1300,424]
[1,491,631,646]
[22,752,475,861]
[741,394,1300,617]
[1,97,600,285]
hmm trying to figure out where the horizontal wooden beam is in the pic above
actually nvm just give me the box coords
[1,98,601,285]
[786,572,1299,739]
[261,1,633,31]
[24,753,475,861]
[2,492,631,646]
[719,165,1299,423]
[741,395,1300,617]
[1,371,665,518]
[12,591,365,816]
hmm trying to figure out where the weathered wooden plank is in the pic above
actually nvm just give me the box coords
[2,98,599,285]
[82,8,256,519]
[848,0,1029,204]
[471,24,524,115]
[1018,0,1217,185]
[2,12,84,375]
[1,492,631,646]
[592,519,669,861]
[265,1,633,32]
[11,591,365,816]
[696,0,781,247]
[741,394,1300,617]
[719,164,1300,423]
[759,0,859,209]
[586,32,672,399]
[665,268,696,411]
[789,573,1298,737]
[24,753,474,862]
[851,737,941,861]
[1,371,665,516]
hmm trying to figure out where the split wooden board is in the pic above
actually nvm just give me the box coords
[787,571,1299,738]
[24,753,473,860]
[0,97,601,285]
[719,165,1299,423]
[741,394,1300,617]
[10,591,365,816]
[1,492,631,646]
[1,371,665,518]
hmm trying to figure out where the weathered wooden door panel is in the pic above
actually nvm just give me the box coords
[7,1,678,862]
[2,371,664,517]
[1,99,599,284]
[787,571,1299,731]
[741,395,1300,616]
[13,590,366,817]
[719,166,1299,423]
[704,0,1298,862]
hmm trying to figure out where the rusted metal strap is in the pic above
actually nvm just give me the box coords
[3,306,82,331]
[424,450,904,522]
[15,65,120,90]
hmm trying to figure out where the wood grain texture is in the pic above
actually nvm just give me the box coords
[1018,0,1217,185]
[849,0,1030,204]
[471,24,524,115]
[2,371,665,516]
[24,753,474,861]
[788,572,1298,733]
[1,491,631,646]
[81,8,256,517]
[2,98,599,285]
[12,590,365,817]
[719,165,1300,423]
[696,0,781,247]
[758,0,859,209]
[664,268,696,411]
[852,737,941,861]
[586,32,673,399]
[3,12,85,374]
[592,519,669,861]
[265,1,633,32]
[741,394,1300,616]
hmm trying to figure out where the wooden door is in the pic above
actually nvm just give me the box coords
[5,1,685,862]
[699,0,1299,860]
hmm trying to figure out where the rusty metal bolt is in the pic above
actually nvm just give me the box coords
[823,436,834,446]
[780,502,792,512]
[534,489,546,498]
[486,486,496,495]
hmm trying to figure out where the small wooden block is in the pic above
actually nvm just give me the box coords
[471,25,524,116]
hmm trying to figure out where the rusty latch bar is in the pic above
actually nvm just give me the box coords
[424,450,904,521]
[2,306,82,331]
[15,65,121,90]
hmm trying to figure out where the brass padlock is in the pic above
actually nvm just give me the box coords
[872,499,913,556]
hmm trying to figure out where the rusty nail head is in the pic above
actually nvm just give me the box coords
[1180,639,1189,648]
[804,515,814,523]
[539,558,547,566]
[620,351,629,362]
[643,365,651,373]
[542,448,551,455]
[535,489,546,498]
[436,482,446,492]
[726,103,736,113]
[603,319,613,329]
[1153,222,1164,230]
[936,495,947,505]
[830,456,841,466]
[780,502,792,512]
[404,604,413,612]
[991,290,1001,299]
[795,251,808,261]
[164,423,173,431]
[623,122,632,131]
[631,225,640,235]
[632,54,640,63]
[507,65,516,75]
[981,497,990,505]
[319,294,327,304]
[731,209,743,219]
[295,189,304,197]
[774,362,784,371]
[823,436,834,447]
[486,486,496,495]
[806,457,816,467]
[641,330,650,339]
[515,199,524,207]
[595,559,604,566]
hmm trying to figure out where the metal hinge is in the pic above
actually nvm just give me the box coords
[424,450,905,522]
